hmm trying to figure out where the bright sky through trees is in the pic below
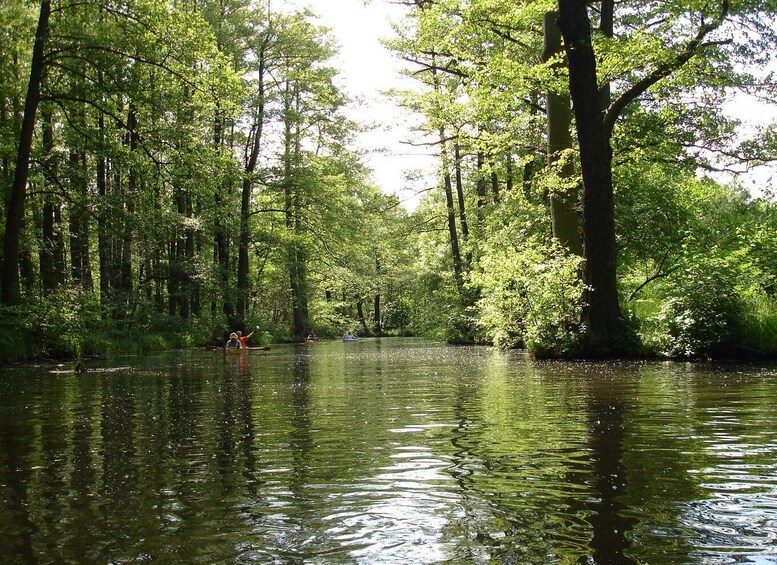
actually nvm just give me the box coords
[289,1,776,202]
[284,0,436,208]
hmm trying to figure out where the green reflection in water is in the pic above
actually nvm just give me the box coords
[1,340,776,563]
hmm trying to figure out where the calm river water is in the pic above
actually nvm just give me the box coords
[1,338,777,564]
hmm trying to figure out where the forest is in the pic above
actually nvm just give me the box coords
[1,0,777,361]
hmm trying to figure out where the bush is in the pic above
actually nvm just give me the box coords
[473,239,585,356]
[739,291,777,356]
[644,258,744,358]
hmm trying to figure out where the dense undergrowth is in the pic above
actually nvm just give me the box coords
[0,290,280,363]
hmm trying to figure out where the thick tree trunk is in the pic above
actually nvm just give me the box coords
[543,10,582,256]
[557,1,627,354]
[2,0,50,305]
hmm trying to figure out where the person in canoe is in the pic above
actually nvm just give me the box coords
[226,332,241,349]
[236,327,257,348]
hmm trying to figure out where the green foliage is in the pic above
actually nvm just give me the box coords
[739,291,777,356]
[641,255,744,358]
[473,239,585,355]
[0,289,102,360]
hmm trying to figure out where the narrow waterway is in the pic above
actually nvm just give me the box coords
[1,338,776,563]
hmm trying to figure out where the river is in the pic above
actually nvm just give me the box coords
[1,338,776,563]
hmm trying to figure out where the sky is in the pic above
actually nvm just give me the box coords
[282,0,437,208]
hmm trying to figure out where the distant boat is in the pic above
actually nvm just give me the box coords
[343,333,357,342]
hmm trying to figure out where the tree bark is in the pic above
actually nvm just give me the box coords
[39,106,65,291]
[68,146,93,292]
[373,252,382,334]
[284,82,309,339]
[439,128,463,291]
[453,141,471,268]
[2,0,51,305]
[557,1,626,354]
[238,98,264,318]
[213,108,234,321]
[96,110,112,304]
[543,10,582,256]
[117,105,137,304]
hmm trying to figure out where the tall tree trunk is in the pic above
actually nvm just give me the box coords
[186,194,198,316]
[2,0,50,305]
[39,106,64,291]
[356,299,368,334]
[167,239,178,317]
[68,147,93,292]
[453,141,471,268]
[490,168,500,204]
[557,1,626,354]
[110,162,123,293]
[96,111,112,304]
[237,124,260,319]
[373,252,382,334]
[213,109,234,321]
[543,10,582,256]
[118,106,137,305]
[237,50,267,321]
[284,82,308,339]
[439,128,463,291]
[475,151,488,222]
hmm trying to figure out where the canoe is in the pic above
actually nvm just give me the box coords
[225,346,271,353]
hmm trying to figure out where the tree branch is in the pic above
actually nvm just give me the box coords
[603,1,731,137]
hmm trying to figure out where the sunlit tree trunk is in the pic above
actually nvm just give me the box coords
[440,128,463,291]
[543,10,582,256]
[453,141,471,268]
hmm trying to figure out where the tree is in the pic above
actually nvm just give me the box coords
[557,0,625,353]
[542,10,581,256]
[2,0,50,305]
[556,0,748,354]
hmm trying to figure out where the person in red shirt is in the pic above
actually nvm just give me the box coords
[236,327,257,348]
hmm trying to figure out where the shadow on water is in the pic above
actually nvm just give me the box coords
[579,377,636,565]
